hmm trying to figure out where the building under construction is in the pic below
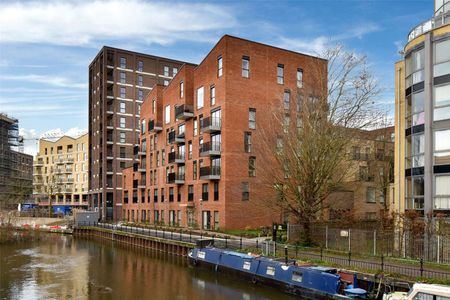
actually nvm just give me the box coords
[0,113,33,209]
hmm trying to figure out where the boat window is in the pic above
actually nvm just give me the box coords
[292,271,303,283]
[266,266,275,276]
[243,261,251,270]
[413,293,437,300]
[197,251,206,259]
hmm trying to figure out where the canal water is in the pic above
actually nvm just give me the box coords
[0,234,296,300]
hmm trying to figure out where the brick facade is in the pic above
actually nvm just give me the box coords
[121,35,327,230]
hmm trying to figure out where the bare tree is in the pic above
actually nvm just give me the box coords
[254,45,382,244]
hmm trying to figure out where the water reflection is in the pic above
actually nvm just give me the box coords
[1,235,295,300]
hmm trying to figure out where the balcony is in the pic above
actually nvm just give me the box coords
[408,2,450,42]
[200,166,221,180]
[175,104,194,120]
[149,119,162,132]
[200,141,221,157]
[168,151,185,164]
[168,130,185,144]
[167,172,185,184]
[200,116,221,133]
[34,159,44,166]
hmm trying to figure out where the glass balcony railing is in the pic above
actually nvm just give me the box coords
[408,2,450,42]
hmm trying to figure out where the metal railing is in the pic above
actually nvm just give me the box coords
[75,222,450,280]
[408,2,450,42]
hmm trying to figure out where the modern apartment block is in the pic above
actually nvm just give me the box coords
[0,113,33,209]
[33,134,89,210]
[121,35,327,230]
[88,46,188,220]
[394,0,450,218]
[327,127,395,221]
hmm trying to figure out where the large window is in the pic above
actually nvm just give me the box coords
[137,60,143,72]
[277,64,284,84]
[197,87,204,109]
[165,105,171,124]
[218,55,223,77]
[434,129,450,165]
[180,81,184,98]
[242,56,249,78]
[120,57,126,69]
[405,176,424,209]
[297,68,303,88]
[405,48,424,88]
[406,134,424,168]
[249,108,256,129]
[406,91,425,127]
[366,187,376,203]
[210,85,216,106]
[120,72,126,83]
[434,83,450,121]
[284,90,290,110]
[435,175,450,209]
[249,156,256,177]
[120,102,126,113]
[434,38,450,77]
[244,132,252,153]
[120,87,126,98]
[164,66,169,77]
[120,117,126,128]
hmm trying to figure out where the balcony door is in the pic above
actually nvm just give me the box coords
[202,210,211,230]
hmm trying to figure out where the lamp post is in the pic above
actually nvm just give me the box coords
[199,198,203,235]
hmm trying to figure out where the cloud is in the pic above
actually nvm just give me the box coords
[0,0,237,46]
[0,74,86,88]
[276,22,380,56]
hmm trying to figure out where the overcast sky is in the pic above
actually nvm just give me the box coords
[0,0,432,155]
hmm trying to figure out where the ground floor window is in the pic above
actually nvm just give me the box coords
[214,211,219,230]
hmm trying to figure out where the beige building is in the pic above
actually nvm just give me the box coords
[33,134,89,209]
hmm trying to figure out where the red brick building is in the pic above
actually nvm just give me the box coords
[122,35,327,230]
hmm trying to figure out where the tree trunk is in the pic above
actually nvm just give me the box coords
[301,219,313,246]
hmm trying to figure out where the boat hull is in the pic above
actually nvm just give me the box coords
[188,255,350,300]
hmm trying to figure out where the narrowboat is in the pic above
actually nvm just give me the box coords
[188,242,367,299]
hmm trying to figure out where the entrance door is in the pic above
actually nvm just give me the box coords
[202,211,211,230]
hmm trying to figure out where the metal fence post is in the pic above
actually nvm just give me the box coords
[325,225,328,249]
[240,236,242,249]
[348,252,351,265]
[374,229,377,256]
[320,247,323,261]
[381,255,384,272]
[163,229,165,239]
[171,230,173,240]
[256,239,259,249]
[225,236,227,248]
[179,230,182,241]
[437,235,441,264]
[348,228,351,253]
[295,245,298,258]
[420,258,424,277]
[189,231,192,243]
[284,246,288,264]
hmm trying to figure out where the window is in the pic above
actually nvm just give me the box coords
[406,91,425,127]
[434,38,450,77]
[120,57,126,69]
[165,105,171,124]
[434,83,450,121]
[217,55,223,77]
[164,66,169,77]
[120,117,126,128]
[193,160,197,179]
[120,87,126,98]
[124,191,129,204]
[242,56,249,78]
[434,129,450,165]
[120,132,126,143]
[277,64,284,84]
[164,79,169,86]
[210,85,216,106]
[162,149,165,166]
[161,188,165,202]
[180,81,184,98]
[214,182,219,201]
[169,187,174,202]
[138,89,144,101]
[243,261,251,270]
[435,175,450,209]
[249,108,256,129]
[120,102,126,113]
[188,185,194,201]
[292,271,303,283]
[249,156,256,177]
[352,146,361,160]
[366,187,376,203]
[284,90,290,110]
[197,87,204,109]
[154,189,158,202]
[120,71,126,83]
[137,60,143,72]
[138,75,143,86]
[188,141,192,159]
[244,132,252,153]
[194,118,198,136]
[405,48,424,88]
[202,183,209,200]
[297,68,303,88]
[141,120,146,134]
[266,266,275,276]
[406,134,425,168]
[242,182,249,200]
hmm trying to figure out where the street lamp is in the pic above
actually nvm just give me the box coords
[199,198,203,235]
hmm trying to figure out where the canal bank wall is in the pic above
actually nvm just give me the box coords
[73,227,195,256]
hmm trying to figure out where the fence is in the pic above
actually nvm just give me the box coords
[288,224,450,264]
[76,222,450,280]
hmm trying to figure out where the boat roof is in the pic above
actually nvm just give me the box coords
[412,283,450,296]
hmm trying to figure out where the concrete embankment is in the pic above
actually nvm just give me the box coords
[73,226,195,256]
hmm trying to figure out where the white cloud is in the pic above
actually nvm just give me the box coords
[0,0,237,46]
[0,74,86,88]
